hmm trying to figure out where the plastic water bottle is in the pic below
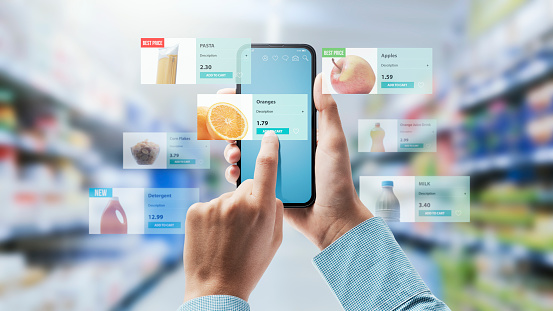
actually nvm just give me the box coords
[375,181,400,222]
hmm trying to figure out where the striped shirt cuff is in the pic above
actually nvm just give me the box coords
[313,217,429,311]
[179,295,250,311]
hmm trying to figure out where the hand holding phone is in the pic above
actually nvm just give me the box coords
[224,73,373,250]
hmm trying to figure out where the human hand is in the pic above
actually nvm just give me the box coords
[223,74,373,251]
[184,130,283,302]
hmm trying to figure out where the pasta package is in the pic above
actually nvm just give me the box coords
[156,44,178,84]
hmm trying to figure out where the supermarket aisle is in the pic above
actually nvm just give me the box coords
[133,223,342,311]
[131,266,184,311]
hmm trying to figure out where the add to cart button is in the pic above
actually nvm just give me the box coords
[200,72,233,79]
[381,82,414,88]
[170,159,196,165]
[148,222,181,228]
[400,143,424,148]
[418,210,452,216]
[256,128,289,134]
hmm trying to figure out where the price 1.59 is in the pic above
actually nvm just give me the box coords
[381,74,394,80]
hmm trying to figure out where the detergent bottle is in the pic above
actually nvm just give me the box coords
[100,197,128,234]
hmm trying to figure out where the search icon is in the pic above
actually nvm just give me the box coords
[302,55,309,61]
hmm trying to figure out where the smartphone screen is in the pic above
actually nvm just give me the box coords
[238,45,315,206]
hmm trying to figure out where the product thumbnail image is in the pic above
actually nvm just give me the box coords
[197,102,248,140]
[131,139,160,165]
[100,197,128,234]
[156,44,178,84]
[375,181,400,222]
[330,55,376,94]
[370,122,386,152]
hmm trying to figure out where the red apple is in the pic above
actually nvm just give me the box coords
[330,56,376,94]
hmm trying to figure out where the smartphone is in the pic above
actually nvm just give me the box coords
[237,44,316,207]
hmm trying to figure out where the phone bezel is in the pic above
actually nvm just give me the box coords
[236,44,316,208]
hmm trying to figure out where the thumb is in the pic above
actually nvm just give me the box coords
[314,73,347,148]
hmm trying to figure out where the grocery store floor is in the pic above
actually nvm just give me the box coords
[132,223,344,310]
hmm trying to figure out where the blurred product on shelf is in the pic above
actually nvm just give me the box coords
[0,240,170,310]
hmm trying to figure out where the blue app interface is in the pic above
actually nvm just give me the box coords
[240,47,313,204]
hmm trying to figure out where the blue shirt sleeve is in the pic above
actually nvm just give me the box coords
[178,295,250,311]
[312,217,450,311]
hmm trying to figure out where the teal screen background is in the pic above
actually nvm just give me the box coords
[240,47,313,204]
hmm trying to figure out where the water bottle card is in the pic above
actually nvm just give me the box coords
[360,176,470,222]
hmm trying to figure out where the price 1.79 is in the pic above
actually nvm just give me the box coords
[257,120,268,126]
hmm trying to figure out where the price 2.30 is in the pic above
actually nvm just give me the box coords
[199,65,212,70]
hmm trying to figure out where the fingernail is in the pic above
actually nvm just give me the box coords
[264,130,276,138]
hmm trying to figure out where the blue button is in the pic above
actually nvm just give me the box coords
[381,82,414,88]
[148,222,182,228]
[169,159,196,164]
[200,72,233,79]
[418,210,451,216]
[256,128,289,134]
[400,143,424,148]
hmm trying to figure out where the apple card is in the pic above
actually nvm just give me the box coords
[322,48,432,94]
[141,38,251,84]
[197,94,308,140]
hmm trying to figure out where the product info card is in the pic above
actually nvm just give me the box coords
[89,188,199,234]
[123,132,210,169]
[360,176,470,222]
[358,119,437,152]
[322,48,432,94]
[141,38,250,84]
[197,94,308,140]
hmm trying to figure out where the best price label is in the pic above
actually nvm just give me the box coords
[141,38,164,48]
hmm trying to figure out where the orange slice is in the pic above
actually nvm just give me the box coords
[197,106,212,140]
[207,102,248,140]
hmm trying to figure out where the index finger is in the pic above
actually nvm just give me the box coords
[252,130,279,199]
[217,88,236,94]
